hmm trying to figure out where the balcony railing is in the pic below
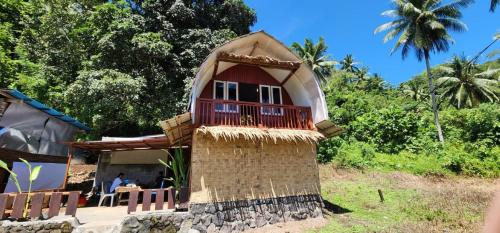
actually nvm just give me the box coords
[195,98,314,130]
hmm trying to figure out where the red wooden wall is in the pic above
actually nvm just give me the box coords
[199,64,293,105]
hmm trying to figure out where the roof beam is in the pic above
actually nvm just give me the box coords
[217,52,301,71]
[280,68,299,86]
[248,42,259,56]
[211,59,219,79]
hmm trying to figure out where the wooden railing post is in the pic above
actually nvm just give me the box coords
[168,188,176,209]
[127,190,139,214]
[0,194,8,220]
[210,101,215,125]
[11,193,27,219]
[195,98,201,126]
[155,189,164,210]
[195,98,313,130]
[48,192,62,218]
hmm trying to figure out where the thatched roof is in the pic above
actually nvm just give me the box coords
[195,126,325,144]
[159,112,193,146]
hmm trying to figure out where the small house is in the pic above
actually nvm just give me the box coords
[162,31,341,228]
[0,89,90,193]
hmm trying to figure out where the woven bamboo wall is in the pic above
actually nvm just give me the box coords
[190,132,321,203]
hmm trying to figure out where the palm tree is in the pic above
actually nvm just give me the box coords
[375,0,473,143]
[291,37,336,84]
[437,56,499,108]
[366,73,388,92]
[402,80,427,101]
[340,54,360,73]
[491,0,499,11]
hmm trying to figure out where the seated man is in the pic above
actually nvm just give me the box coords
[155,171,165,188]
[109,173,125,193]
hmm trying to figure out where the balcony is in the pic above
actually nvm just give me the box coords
[195,98,314,130]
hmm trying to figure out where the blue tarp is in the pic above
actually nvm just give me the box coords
[3,89,91,131]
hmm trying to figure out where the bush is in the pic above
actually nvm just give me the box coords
[350,105,419,153]
[440,142,500,178]
[441,104,500,144]
[317,137,344,164]
[333,141,376,169]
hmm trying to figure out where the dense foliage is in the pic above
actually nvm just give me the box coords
[318,58,500,177]
[0,0,256,138]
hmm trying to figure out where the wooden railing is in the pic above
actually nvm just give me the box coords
[195,98,314,130]
[127,187,189,214]
[0,191,80,220]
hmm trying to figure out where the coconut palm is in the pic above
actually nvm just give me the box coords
[402,80,427,101]
[291,37,336,84]
[437,56,499,108]
[375,0,474,143]
[366,73,388,92]
[491,0,499,11]
[340,54,360,73]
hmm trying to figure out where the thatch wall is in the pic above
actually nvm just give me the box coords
[190,130,321,203]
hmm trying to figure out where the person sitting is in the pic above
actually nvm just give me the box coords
[109,173,125,193]
[155,171,165,188]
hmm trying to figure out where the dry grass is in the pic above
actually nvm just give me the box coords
[314,165,498,233]
[195,126,325,144]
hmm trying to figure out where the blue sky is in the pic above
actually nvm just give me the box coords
[244,0,499,85]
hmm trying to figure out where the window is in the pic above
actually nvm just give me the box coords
[259,85,283,115]
[213,80,238,112]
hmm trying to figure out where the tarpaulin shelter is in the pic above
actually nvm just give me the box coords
[0,89,90,192]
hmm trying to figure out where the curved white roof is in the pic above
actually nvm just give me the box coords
[189,31,328,124]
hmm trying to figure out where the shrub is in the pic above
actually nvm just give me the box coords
[350,105,419,153]
[333,141,376,169]
[317,137,344,164]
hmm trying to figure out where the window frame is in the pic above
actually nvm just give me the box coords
[213,80,239,113]
[259,85,283,115]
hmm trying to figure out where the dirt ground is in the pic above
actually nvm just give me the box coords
[315,165,499,233]
[245,217,328,233]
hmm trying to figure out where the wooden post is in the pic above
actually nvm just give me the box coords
[378,189,384,203]
[61,147,73,190]
[48,193,62,218]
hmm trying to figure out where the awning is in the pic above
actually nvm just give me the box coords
[69,135,170,151]
[315,120,343,138]
[159,112,194,146]
[69,113,194,151]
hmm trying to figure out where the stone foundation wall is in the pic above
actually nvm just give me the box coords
[112,212,191,233]
[0,216,78,233]
[189,194,323,233]
[190,133,321,203]
[114,194,323,233]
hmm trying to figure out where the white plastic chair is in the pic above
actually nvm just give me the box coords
[98,182,116,207]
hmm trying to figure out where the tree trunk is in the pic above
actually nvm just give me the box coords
[424,50,445,143]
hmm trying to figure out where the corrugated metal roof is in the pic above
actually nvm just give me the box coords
[1,89,91,132]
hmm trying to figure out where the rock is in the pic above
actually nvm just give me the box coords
[270,214,280,224]
[202,215,212,227]
[206,223,217,233]
[122,217,141,228]
[255,216,266,228]
[193,215,201,225]
[190,204,205,215]
[212,212,224,227]
[188,229,201,233]
[191,224,207,233]
[205,204,216,214]
[178,219,193,233]
[219,224,232,233]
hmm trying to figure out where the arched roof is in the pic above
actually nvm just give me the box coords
[189,31,328,124]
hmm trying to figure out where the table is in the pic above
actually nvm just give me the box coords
[115,186,142,205]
